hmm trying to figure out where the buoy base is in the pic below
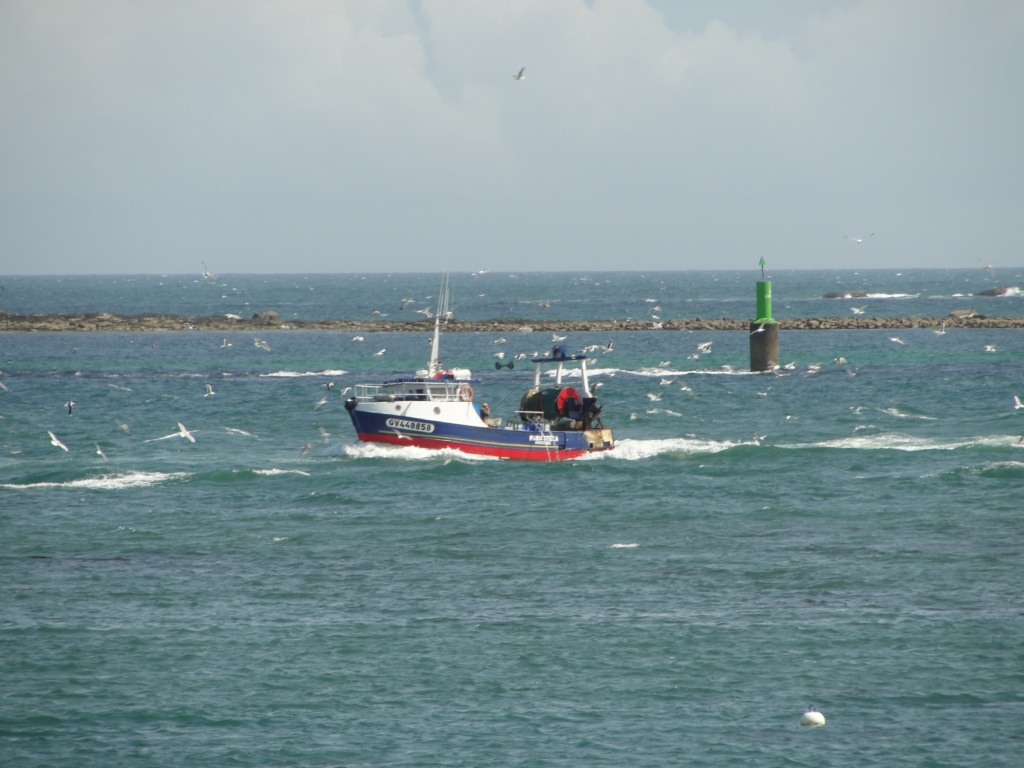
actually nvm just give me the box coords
[749,321,780,372]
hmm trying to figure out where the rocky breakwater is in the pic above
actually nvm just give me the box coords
[3,310,1024,332]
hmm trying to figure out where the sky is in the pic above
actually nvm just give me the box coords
[1,0,1022,276]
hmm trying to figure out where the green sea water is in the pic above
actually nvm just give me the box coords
[2,271,1023,766]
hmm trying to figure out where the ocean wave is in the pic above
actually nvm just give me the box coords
[628,366,754,377]
[259,369,348,378]
[1,471,186,491]
[877,407,938,421]
[787,433,1018,451]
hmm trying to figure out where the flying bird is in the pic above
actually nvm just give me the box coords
[850,306,866,315]
[889,336,907,346]
[94,442,108,460]
[513,67,526,80]
[204,383,215,397]
[374,348,386,356]
[47,431,69,451]
[145,422,196,443]
[1013,395,1024,410]
[843,233,875,243]
[65,400,75,415]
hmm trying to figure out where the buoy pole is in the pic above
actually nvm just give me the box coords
[750,258,780,372]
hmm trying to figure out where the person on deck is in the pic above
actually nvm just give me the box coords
[480,402,491,423]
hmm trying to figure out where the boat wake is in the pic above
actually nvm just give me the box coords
[340,443,499,461]
[589,437,739,460]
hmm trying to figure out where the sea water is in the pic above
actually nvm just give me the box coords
[1,270,1023,767]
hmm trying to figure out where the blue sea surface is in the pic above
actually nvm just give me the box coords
[2,270,1023,767]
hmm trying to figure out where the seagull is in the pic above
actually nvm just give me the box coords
[756,387,772,397]
[0,380,8,392]
[889,336,906,345]
[834,356,848,366]
[65,400,75,415]
[1013,395,1024,410]
[850,306,866,315]
[751,432,767,444]
[984,344,997,352]
[750,323,766,336]
[697,341,713,354]
[351,335,364,342]
[317,426,330,444]
[933,322,946,335]
[646,392,662,402]
[513,66,526,81]
[374,348,386,356]
[220,338,232,347]
[204,383,215,397]
[144,422,196,443]
[979,258,996,278]
[47,431,69,451]
[201,261,217,280]
[844,233,875,243]
[254,337,271,351]
[94,442,108,460]
[399,297,415,310]
[494,352,506,360]
[552,333,566,342]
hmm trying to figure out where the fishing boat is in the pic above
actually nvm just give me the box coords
[343,276,614,461]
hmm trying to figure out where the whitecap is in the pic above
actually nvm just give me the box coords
[878,407,937,421]
[254,468,311,477]
[260,369,348,378]
[1,471,186,491]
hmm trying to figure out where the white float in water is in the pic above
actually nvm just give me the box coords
[800,706,826,726]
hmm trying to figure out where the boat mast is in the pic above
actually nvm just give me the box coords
[428,274,449,376]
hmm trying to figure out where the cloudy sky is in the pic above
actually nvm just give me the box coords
[1,0,1021,275]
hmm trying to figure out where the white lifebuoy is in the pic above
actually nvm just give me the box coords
[459,384,474,402]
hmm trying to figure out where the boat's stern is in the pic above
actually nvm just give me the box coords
[584,428,614,452]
